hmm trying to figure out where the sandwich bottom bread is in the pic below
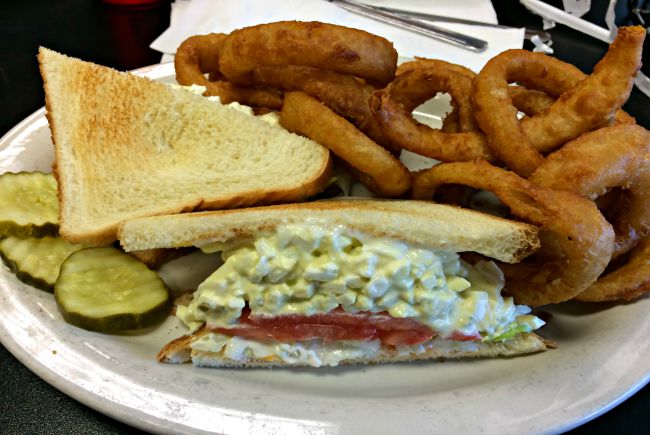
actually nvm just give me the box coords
[119,199,549,368]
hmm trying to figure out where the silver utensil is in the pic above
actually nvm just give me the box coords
[329,0,488,52]
[376,5,552,43]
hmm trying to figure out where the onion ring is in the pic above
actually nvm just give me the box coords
[508,85,635,125]
[397,58,580,127]
[395,56,476,133]
[396,58,477,134]
[280,91,411,197]
[218,21,398,86]
[371,62,496,162]
[509,86,634,124]
[472,26,645,177]
[529,124,650,258]
[175,33,225,81]
[392,60,479,132]
[174,34,283,109]
[252,65,400,155]
[576,237,650,302]
[519,28,643,152]
[412,160,614,305]
[371,55,632,163]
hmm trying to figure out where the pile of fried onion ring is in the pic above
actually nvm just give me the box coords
[472,26,644,177]
[174,22,649,305]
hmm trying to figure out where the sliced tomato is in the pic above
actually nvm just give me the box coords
[215,323,377,342]
[213,306,481,346]
[246,307,430,331]
[377,329,435,346]
[447,330,482,341]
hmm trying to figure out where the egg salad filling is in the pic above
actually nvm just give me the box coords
[190,333,383,367]
[177,222,544,348]
[187,332,520,367]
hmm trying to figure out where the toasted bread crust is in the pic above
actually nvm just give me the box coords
[119,199,540,263]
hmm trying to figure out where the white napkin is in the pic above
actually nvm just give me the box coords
[151,0,524,73]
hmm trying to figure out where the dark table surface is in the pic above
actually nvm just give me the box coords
[0,1,648,434]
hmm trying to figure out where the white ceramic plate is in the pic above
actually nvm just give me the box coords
[0,63,648,435]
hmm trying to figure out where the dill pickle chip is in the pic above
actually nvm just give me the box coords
[0,172,59,238]
[55,247,170,332]
[0,236,88,292]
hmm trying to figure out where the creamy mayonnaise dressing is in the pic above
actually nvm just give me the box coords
[177,223,543,341]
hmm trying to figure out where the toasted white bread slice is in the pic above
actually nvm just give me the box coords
[118,199,540,263]
[158,327,549,367]
[38,47,332,244]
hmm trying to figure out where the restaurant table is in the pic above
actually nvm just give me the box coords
[0,1,648,433]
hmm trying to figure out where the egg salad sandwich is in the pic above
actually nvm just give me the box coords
[118,199,548,368]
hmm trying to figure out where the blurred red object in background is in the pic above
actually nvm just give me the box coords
[102,0,163,8]
[101,0,170,69]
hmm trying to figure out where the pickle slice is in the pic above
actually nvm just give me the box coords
[55,247,170,332]
[0,172,59,238]
[0,236,88,292]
